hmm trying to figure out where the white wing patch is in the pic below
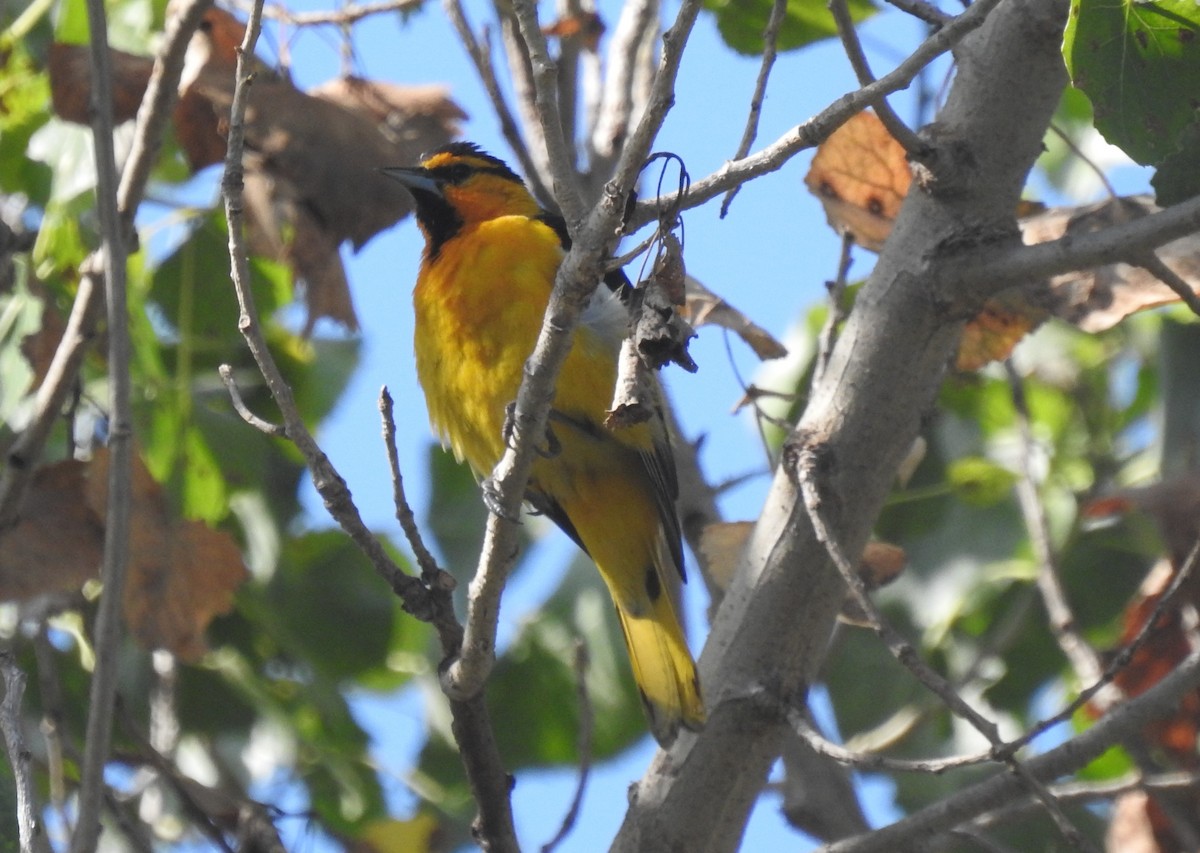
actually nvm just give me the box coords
[580,283,629,351]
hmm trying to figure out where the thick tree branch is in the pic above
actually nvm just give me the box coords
[938,192,1200,296]
[613,2,1069,850]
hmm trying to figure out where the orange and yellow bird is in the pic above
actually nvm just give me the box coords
[384,143,704,744]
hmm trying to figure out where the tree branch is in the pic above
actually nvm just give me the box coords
[213,2,517,849]
[71,0,135,844]
[509,0,584,223]
[440,0,707,703]
[829,0,928,159]
[626,0,1004,229]
[441,0,553,205]
[0,652,50,853]
[718,0,787,217]
[1006,361,1110,693]
[823,648,1200,852]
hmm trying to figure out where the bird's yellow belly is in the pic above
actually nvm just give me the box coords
[413,216,633,477]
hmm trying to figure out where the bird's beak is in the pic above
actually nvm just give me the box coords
[381,166,442,197]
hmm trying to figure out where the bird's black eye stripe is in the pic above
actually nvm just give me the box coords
[431,162,472,184]
[428,161,524,186]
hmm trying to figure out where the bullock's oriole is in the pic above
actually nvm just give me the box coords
[384,143,704,744]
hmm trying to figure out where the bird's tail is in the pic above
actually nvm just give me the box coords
[614,586,705,746]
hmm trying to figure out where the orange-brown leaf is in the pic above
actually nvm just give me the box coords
[176,9,463,331]
[542,11,606,51]
[803,111,911,252]
[955,293,1047,372]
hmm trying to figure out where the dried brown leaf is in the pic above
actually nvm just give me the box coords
[87,450,247,661]
[48,42,153,125]
[682,277,787,361]
[0,460,103,600]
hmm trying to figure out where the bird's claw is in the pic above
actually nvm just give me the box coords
[481,476,522,523]
[500,402,562,459]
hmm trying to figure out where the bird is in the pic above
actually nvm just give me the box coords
[384,142,704,745]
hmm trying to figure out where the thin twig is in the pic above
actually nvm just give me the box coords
[823,648,1200,853]
[218,0,435,624]
[1046,123,1119,200]
[1136,250,1200,319]
[795,441,1096,852]
[541,641,593,853]
[379,387,451,586]
[117,0,215,224]
[812,232,854,390]
[509,0,585,224]
[885,0,951,26]
[0,652,47,853]
[719,0,787,217]
[626,0,1005,230]
[73,0,135,844]
[218,5,516,849]
[258,0,422,27]
[830,0,928,159]
[441,0,709,703]
[217,365,287,436]
[1005,360,1109,691]
[972,770,1200,829]
[790,710,993,774]
[442,0,553,205]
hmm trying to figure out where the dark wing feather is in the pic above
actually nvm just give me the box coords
[534,208,684,580]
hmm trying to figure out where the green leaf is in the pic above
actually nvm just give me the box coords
[1152,119,1200,204]
[946,456,1017,507]
[265,530,410,684]
[53,0,158,52]
[425,445,488,588]
[150,210,292,348]
[487,554,646,767]
[0,45,53,203]
[703,0,877,56]
[1064,0,1200,165]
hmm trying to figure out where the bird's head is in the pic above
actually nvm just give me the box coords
[383,143,540,254]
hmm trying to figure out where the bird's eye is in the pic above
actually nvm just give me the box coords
[443,162,472,184]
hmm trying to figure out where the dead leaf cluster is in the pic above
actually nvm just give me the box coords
[805,112,1200,370]
[47,6,466,333]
